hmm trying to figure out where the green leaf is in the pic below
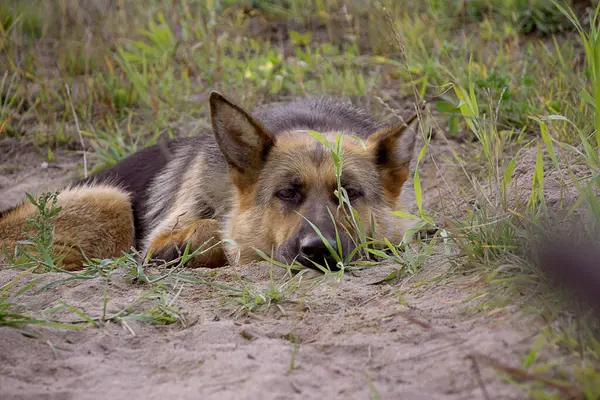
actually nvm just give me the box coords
[435,100,458,113]
[370,268,402,285]
[390,210,420,219]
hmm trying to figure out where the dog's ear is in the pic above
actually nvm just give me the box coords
[366,118,419,199]
[210,91,274,184]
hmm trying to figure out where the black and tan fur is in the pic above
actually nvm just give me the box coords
[0,92,420,270]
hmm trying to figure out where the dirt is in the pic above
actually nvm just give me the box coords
[0,131,557,400]
[0,138,83,213]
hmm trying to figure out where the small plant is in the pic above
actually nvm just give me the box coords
[0,268,84,330]
[22,192,61,248]
[465,0,574,35]
[228,266,308,317]
[5,192,67,271]
[368,231,440,283]
[132,290,187,327]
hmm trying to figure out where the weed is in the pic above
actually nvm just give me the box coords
[0,268,82,330]
[5,192,67,271]
[132,290,188,327]
[302,108,433,276]
[288,330,300,373]
[228,266,309,318]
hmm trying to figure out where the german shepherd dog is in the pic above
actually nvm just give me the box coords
[0,92,421,271]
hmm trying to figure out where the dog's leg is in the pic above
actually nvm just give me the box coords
[0,185,135,271]
[144,218,228,269]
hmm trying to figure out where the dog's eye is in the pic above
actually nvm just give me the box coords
[276,188,301,202]
[344,188,362,201]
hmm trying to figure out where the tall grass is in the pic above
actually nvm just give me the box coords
[433,2,600,397]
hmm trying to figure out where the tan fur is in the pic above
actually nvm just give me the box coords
[220,130,416,265]
[0,185,134,270]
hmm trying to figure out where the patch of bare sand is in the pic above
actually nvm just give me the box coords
[0,138,82,212]
[0,135,554,400]
[0,256,539,400]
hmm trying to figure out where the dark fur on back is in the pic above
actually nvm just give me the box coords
[253,97,385,137]
[76,138,188,244]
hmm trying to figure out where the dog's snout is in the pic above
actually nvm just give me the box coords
[299,234,337,267]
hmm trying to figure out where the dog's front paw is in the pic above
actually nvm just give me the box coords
[145,220,228,268]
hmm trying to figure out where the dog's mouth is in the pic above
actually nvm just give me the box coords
[299,253,342,271]
[273,231,359,271]
[275,245,358,272]
[273,248,342,271]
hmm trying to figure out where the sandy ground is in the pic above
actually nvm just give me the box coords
[0,138,82,212]
[0,260,540,400]
[0,131,555,400]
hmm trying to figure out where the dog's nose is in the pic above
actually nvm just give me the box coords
[299,235,337,268]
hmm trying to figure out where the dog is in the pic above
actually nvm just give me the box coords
[0,92,421,271]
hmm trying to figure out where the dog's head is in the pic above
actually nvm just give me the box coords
[210,92,419,268]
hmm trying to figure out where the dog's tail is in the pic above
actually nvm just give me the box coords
[0,184,135,271]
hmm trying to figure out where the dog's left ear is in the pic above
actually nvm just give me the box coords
[366,119,418,199]
[209,91,274,186]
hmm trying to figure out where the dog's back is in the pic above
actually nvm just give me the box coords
[254,97,384,137]
[77,137,192,244]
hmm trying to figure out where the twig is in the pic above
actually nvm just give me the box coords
[120,319,136,337]
[467,353,584,399]
[382,6,422,107]
[65,84,88,178]
[467,355,491,400]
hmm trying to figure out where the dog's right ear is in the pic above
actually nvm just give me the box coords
[209,91,274,184]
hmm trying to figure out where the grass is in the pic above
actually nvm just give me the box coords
[1,0,600,398]
[0,268,84,330]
